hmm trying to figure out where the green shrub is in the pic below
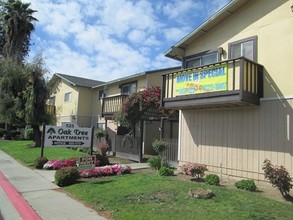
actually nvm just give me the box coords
[205,174,220,185]
[152,139,168,154]
[10,130,21,139]
[34,157,48,169]
[96,128,106,139]
[148,156,162,170]
[0,128,7,137]
[95,153,110,166]
[25,128,34,140]
[158,166,174,176]
[263,159,292,197]
[235,179,257,192]
[55,167,80,187]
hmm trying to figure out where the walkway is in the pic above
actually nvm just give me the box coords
[0,150,147,220]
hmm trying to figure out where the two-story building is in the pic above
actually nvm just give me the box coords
[161,0,293,179]
[48,73,104,127]
[93,66,180,162]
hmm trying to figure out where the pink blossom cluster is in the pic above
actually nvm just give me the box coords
[79,164,131,178]
[43,158,101,170]
[181,162,208,179]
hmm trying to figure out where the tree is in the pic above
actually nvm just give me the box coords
[0,0,37,63]
[115,86,178,138]
[115,86,161,136]
[0,59,27,127]
[0,56,53,146]
[23,55,52,146]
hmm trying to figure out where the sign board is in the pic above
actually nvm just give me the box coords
[44,123,92,148]
[77,156,96,170]
[176,64,228,96]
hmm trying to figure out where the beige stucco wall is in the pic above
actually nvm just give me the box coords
[50,80,79,126]
[50,80,96,127]
[185,0,293,98]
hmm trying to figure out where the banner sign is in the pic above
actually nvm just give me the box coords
[77,156,96,170]
[44,123,92,148]
[176,64,228,96]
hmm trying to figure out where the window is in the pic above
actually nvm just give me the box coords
[48,96,55,105]
[120,82,137,95]
[98,90,105,100]
[185,51,218,68]
[229,36,257,61]
[64,92,72,102]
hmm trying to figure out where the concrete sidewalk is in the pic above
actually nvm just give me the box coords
[0,150,108,220]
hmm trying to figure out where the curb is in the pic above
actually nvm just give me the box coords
[0,172,41,220]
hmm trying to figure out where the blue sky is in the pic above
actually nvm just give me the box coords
[24,0,231,81]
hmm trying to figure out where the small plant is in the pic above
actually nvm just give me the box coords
[158,166,174,176]
[24,128,34,140]
[94,153,110,166]
[181,162,208,179]
[262,159,292,197]
[152,139,168,154]
[97,143,109,156]
[148,156,163,170]
[205,174,220,185]
[34,157,48,169]
[54,167,80,187]
[235,179,257,192]
[96,128,106,140]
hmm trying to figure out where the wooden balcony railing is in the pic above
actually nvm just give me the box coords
[102,94,128,117]
[45,105,56,115]
[161,57,263,109]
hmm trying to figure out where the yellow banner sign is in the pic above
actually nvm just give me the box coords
[176,64,228,96]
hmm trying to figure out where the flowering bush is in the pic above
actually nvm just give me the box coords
[181,162,208,179]
[79,164,131,178]
[115,86,161,132]
[43,158,101,170]
[97,143,109,156]
[263,159,292,197]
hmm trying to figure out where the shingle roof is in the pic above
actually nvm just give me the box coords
[55,73,104,88]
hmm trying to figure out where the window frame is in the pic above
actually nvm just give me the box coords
[98,90,105,100]
[184,50,220,69]
[120,81,137,95]
[64,92,72,102]
[228,36,257,61]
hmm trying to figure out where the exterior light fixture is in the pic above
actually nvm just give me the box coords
[218,47,224,55]
[291,4,293,12]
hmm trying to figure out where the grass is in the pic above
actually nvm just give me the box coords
[0,140,88,167]
[66,173,293,220]
[1,140,293,219]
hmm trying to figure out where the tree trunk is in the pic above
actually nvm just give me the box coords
[32,125,42,147]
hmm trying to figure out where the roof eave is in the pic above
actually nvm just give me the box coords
[164,0,252,60]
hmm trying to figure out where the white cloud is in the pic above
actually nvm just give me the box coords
[127,30,146,44]
[163,0,203,21]
[23,0,230,82]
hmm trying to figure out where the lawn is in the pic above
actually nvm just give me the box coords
[0,140,88,167]
[1,140,293,220]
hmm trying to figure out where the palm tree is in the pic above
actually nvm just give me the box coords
[1,0,38,63]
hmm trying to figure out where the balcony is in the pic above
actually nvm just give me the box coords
[102,94,128,118]
[161,57,263,110]
[45,105,56,115]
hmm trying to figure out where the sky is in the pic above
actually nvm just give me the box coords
[23,0,231,81]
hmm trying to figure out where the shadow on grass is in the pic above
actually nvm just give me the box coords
[76,179,115,185]
[283,194,293,203]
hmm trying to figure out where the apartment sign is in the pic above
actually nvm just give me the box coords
[176,64,228,96]
[44,123,92,148]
